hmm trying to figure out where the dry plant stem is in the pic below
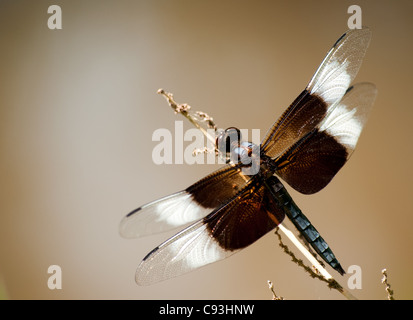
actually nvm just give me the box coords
[381,269,395,300]
[157,89,217,148]
[278,224,332,280]
[158,89,357,299]
[267,280,283,300]
[275,227,357,300]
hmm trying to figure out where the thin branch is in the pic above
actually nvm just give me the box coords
[275,227,357,300]
[267,280,283,300]
[381,269,395,300]
[157,89,217,148]
[277,224,332,280]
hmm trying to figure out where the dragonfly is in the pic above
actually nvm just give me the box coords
[120,28,377,285]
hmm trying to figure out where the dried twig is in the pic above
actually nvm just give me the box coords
[268,280,283,300]
[381,269,395,300]
[275,227,357,299]
[157,89,218,147]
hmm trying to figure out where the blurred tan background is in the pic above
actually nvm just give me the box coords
[0,0,412,300]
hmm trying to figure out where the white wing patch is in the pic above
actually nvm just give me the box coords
[319,82,377,153]
[154,193,209,227]
[310,59,351,105]
[136,221,232,285]
[119,191,211,238]
[319,103,362,149]
[307,28,372,106]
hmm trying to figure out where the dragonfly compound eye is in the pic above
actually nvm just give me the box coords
[216,127,242,155]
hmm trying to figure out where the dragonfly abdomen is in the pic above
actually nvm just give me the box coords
[267,176,345,275]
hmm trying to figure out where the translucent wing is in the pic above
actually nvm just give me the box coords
[307,29,372,103]
[135,181,285,285]
[261,28,372,159]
